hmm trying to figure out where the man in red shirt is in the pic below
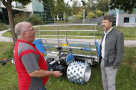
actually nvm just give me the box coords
[14,22,62,90]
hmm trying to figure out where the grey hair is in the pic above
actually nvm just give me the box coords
[15,22,31,37]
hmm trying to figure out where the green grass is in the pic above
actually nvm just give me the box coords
[0,23,9,31]
[117,27,136,40]
[0,42,17,90]
[0,62,18,90]
[0,42,136,90]
[0,42,14,59]
[2,25,136,40]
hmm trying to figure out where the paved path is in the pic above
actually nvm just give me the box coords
[0,29,12,42]
[40,38,136,47]
[0,30,136,47]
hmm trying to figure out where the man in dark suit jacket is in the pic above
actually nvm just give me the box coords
[99,15,124,90]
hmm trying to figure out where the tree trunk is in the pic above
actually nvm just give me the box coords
[2,0,17,45]
[7,6,17,44]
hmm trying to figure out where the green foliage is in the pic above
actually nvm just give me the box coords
[86,12,96,19]
[43,0,55,17]
[14,13,45,26]
[104,12,108,15]
[72,1,81,15]
[56,0,65,20]
[13,0,31,5]
[97,0,109,12]
[73,13,83,21]
[70,0,109,20]
[96,10,103,17]
[0,23,9,31]
[15,8,47,25]
[43,0,66,21]
[109,0,136,14]
[28,15,44,25]
[42,0,55,23]
[14,13,28,25]
[65,3,72,16]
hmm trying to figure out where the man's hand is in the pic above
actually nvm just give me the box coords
[52,71,62,77]
[98,58,101,63]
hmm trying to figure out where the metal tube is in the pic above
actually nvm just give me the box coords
[67,61,91,84]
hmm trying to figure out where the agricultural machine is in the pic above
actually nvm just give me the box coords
[33,24,100,84]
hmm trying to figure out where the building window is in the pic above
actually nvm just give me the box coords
[124,17,129,23]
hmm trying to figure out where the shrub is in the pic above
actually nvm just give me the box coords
[86,12,96,19]
[73,13,83,21]
[28,15,44,25]
[14,13,28,25]
[96,10,103,17]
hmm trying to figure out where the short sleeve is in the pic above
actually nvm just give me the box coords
[21,53,40,73]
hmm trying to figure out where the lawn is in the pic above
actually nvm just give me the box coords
[0,23,9,31]
[2,25,136,40]
[0,42,136,90]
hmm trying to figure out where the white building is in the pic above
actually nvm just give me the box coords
[109,9,136,27]
[0,0,45,24]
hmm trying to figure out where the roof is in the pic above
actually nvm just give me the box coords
[0,6,32,13]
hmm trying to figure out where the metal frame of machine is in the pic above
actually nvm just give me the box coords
[33,24,100,84]
[37,24,100,64]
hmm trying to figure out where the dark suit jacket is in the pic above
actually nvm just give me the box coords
[99,28,124,68]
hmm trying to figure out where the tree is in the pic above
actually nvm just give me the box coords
[28,15,44,25]
[14,13,28,25]
[109,0,136,13]
[73,12,83,21]
[43,0,55,23]
[65,3,72,16]
[56,0,65,20]
[86,12,96,19]
[97,0,109,12]
[81,0,87,19]
[43,0,66,21]
[88,0,97,13]
[72,1,81,15]
[2,0,31,44]
[86,0,93,12]
[64,2,72,22]
[96,10,103,17]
